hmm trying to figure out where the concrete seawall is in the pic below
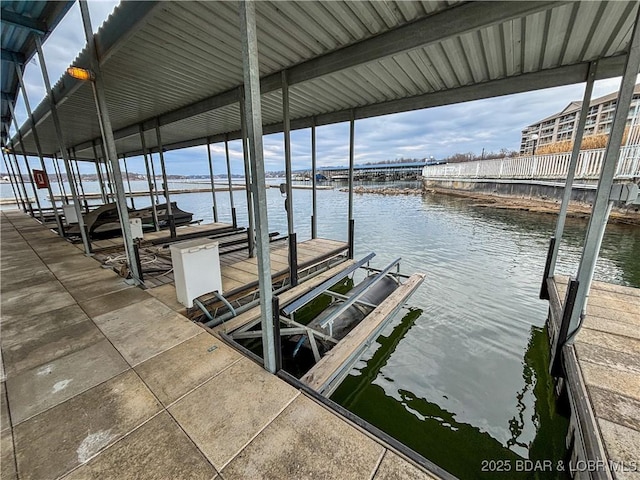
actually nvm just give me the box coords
[421,178,640,224]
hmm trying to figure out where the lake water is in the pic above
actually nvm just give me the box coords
[3,179,639,479]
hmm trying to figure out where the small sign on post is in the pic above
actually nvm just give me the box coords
[33,169,49,189]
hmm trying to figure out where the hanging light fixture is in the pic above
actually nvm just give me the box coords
[66,66,95,81]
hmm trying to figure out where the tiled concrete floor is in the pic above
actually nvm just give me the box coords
[1,211,439,479]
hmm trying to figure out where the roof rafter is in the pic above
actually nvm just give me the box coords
[18,0,566,153]
[1,49,26,65]
[84,54,623,159]
[0,8,47,35]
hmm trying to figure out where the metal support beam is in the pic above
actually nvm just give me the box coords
[97,140,115,201]
[282,71,296,283]
[139,125,159,230]
[311,117,317,239]
[122,154,135,209]
[272,296,283,372]
[154,122,176,238]
[38,55,91,246]
[282,71,294,236]
[239,91,255,257]
[0,48,25,65]
[71,148,89,213]
[8,142,32,215]
[206,139,219,223]
[80,0,140,280]
[567,11,640,337]
[8,103,44,222]
[0,8,47,34]
[91,141,106,203]
[348,111,355,259]
[149,151,160,207]
[239,0,276,373]
[93,157,106,203]
[15,60,64,234]
[224,135,237,228]
[2,150,22,210]
[545,62,597,291]
[52,153,68,204]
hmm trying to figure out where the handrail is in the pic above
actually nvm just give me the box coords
[421,146,640,181]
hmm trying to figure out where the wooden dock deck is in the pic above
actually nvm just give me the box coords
[547,276,640,479]
[1,210,443,480]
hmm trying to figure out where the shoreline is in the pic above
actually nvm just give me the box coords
[339,185,640,225]
[423,186,640,225]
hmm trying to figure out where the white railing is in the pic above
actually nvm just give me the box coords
[421,146,640,181]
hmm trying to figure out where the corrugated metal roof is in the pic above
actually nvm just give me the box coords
[1,0,75,145]
[9,0,639,160]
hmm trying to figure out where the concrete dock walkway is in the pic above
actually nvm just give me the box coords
[0,211,439,480]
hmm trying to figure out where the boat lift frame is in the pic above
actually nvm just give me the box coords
[227,253,409,367]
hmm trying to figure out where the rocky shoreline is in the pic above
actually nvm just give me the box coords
[337,185,640,225]
[340,186,422,195]
[423,186,640,225]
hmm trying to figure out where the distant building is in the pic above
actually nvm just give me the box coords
[520,84,640,154]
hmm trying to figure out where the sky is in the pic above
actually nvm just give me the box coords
[5,0,634,177]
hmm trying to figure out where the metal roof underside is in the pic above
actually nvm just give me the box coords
[9,0,640,161]
[1,0,75,145]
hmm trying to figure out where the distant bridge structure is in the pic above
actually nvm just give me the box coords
[321,161,427,181]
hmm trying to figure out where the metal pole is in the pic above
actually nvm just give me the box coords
[348,110,355,259]
[98,141,115,202]
[52,153,69,204]
[94,161,106,203]
[9,141,33,215]
[66,149,80,201]
[14,64,64,230]
[567,13,640,337]
[224,134,237,228]
[239,0,276,373]
[80,0,140,281]
[282,71,298,285]
[282,71,294,236]
[240,91,255,257]
[311,116,317,239]
[14,71,64,237]
[92,141,107,203]
[8,103,44,222]
[206,139,219,223]
[2,150,22,210]
[71,149,89,213]
[154,121,176,237]
[149,151,160,205]
[122,153,135,209]
[139,125,159,230]
[544,62,597,290]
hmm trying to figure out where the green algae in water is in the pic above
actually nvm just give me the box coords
[331,315,569,480]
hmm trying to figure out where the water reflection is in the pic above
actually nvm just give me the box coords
[332,319,569,480]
